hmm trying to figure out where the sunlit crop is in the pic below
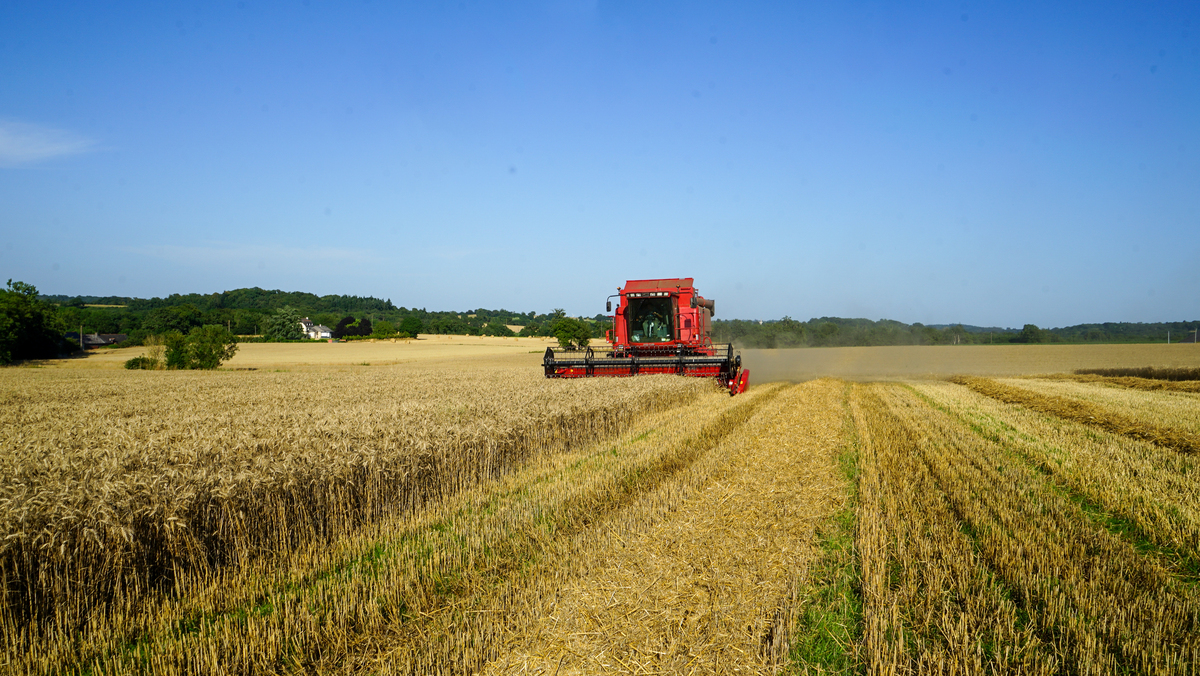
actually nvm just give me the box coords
[0,366,709,673]
[6,350,1200,674]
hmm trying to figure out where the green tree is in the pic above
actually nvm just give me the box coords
[948,324,967,345]
[263,306,304,341]
[551,317,591,349]
[185,325,239,369]
[775,316,806,348]
[0,280,68,364]
[813,321,840,346]
[483,322,515,337]
[312,313,339,330]
[142,305,202,334]
[162,330,189,369]
[398,316,423,337]
[372,320,396,337]
[1014,324,1045,344]
[156,326,238,369]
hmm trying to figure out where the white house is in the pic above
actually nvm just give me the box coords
[299,317,334,340]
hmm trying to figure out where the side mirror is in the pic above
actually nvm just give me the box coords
[606,301,612,312]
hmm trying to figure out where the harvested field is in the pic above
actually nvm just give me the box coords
[35,335,558,370]
[5,343,1200,674]
[911,381,1200,577]
[852,381,1200,674]
[482,380,846,674]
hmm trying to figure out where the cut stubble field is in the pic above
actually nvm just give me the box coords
[3,342,1199,674]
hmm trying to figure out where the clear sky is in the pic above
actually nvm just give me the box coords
[2,1,1197,327]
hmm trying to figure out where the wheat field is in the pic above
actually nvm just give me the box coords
[3,342,1199,674]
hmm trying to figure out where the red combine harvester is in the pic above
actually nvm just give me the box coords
[543,278,749,395]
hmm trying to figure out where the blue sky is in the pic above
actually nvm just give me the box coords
[2,1,1197,327]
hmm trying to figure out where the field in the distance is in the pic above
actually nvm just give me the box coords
[3,342,1199,674]
[47,334,558,370]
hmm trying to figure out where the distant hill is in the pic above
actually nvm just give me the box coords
[41,288,399,314]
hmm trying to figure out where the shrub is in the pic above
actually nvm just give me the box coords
[185,325,239,369]
[124,356,157,370]
[163,330,188,369]
[155,326,238,370]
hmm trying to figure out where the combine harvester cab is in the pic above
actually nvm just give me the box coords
[543,278,749,395]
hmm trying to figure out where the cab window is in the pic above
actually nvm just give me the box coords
[627,297,673,343]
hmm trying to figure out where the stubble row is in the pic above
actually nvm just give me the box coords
[854,382,1200,675]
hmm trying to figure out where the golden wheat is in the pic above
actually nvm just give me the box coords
[0,365,710,673]
[14,339,1200,674]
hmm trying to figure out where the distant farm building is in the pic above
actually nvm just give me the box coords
[65,332,129,349]
[299,318,333,340]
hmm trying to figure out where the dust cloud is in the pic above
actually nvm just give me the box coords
[740,344,1200,383]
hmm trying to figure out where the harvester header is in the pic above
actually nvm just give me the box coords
[543,278,749,394]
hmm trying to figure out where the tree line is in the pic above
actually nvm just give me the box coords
[40,286,612,345]
[2,283,614,364]
[8,281,1196,366]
